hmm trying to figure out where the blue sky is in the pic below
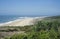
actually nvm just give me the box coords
[0,0,60,16]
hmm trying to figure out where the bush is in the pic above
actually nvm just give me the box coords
[5,19,60,39]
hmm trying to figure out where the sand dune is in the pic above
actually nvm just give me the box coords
[0,17,45,26]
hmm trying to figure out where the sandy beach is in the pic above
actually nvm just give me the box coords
[0,17,44,26]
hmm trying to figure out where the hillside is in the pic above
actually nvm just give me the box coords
[0,16,60,39]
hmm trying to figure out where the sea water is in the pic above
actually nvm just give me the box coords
[0,15,21,23]
[0,15,46,23]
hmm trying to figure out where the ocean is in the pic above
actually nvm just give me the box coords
[0,15,21,23]
[0,15,46,23]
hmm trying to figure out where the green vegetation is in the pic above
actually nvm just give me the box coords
[2,16,60,39]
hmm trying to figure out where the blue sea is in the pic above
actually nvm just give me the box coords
[0,15,21,23]
[0,15,46,23]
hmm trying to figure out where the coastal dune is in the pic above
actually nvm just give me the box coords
[0,17,44,26]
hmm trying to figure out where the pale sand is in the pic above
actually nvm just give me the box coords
[0,17,45,26]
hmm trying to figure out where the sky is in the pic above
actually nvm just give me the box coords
[0,0,60,16]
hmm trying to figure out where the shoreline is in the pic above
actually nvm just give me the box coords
[0,17,46,26]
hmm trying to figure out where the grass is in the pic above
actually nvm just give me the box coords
[0,15,60,39]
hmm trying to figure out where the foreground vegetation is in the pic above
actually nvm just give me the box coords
[4,16,60,39]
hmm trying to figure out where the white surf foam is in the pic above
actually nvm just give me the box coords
[0,17,46,26]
